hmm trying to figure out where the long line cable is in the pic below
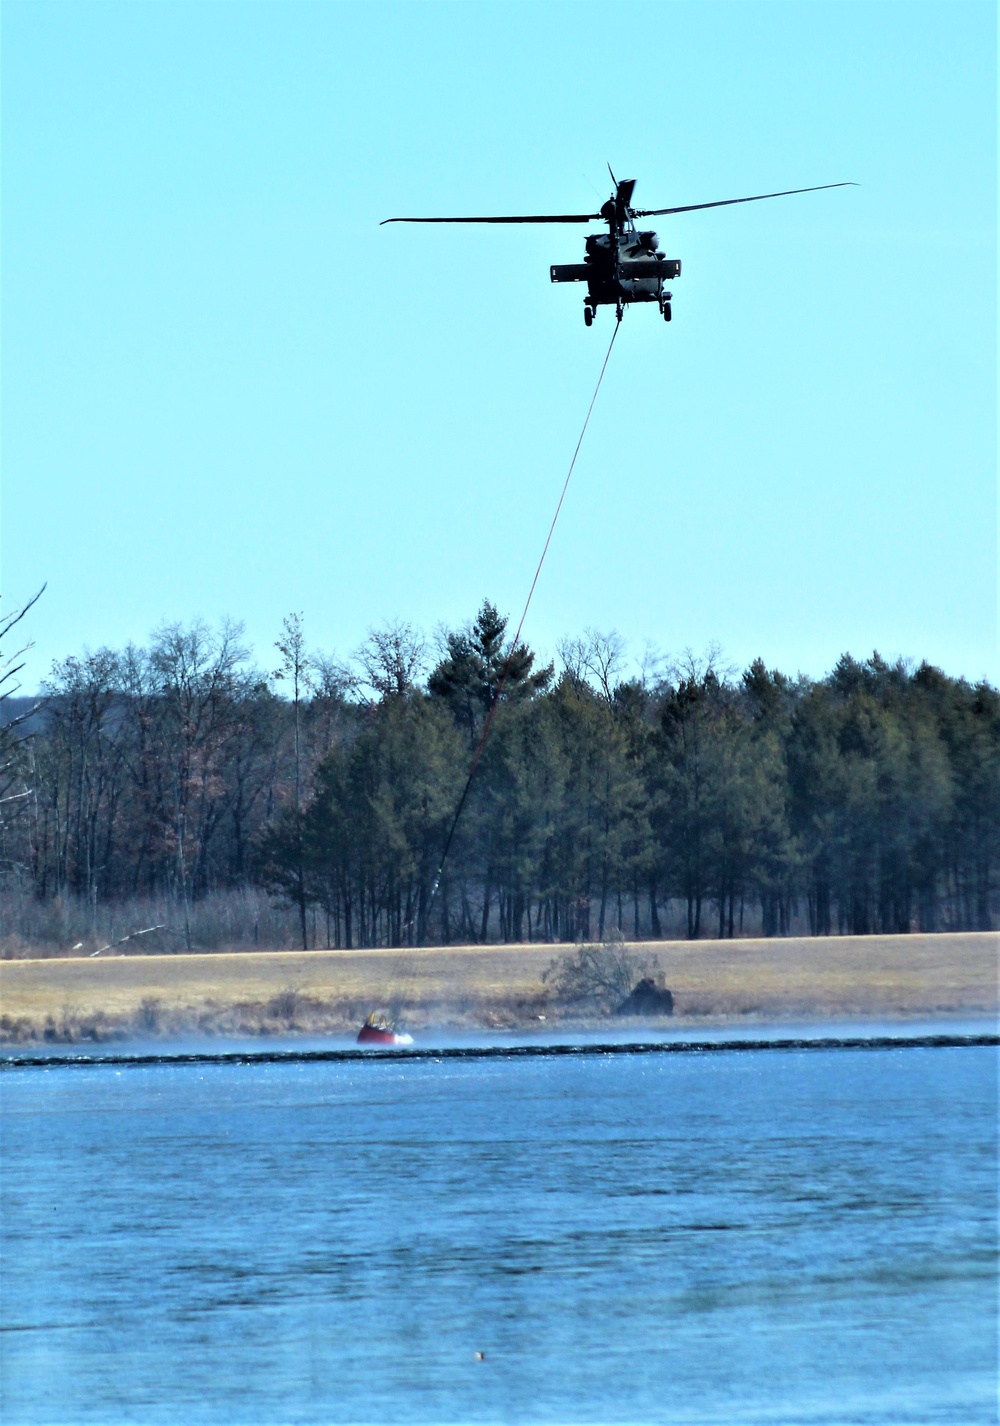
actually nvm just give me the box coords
[420,314,622,931]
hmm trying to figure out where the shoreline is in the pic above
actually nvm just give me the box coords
[6,1030,997,1072]
[1,931,995,1046]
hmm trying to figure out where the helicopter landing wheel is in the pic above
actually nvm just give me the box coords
[584,307,593,327]
[662,301,672,322]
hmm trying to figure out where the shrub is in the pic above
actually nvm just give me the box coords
[542,930,661,1009]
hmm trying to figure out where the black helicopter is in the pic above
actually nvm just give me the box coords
[382,172,853,325]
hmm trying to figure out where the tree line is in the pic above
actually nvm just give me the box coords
[1,600,997,947]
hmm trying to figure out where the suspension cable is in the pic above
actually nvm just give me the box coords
[420,314,622,933]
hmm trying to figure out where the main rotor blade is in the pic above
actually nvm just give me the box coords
[380,213,600,226]
[633,181,856,218]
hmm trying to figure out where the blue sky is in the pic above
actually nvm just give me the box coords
[3,0,996,692]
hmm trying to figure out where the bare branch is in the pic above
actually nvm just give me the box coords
[0,585,46,645]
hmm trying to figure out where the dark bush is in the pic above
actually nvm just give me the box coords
[616,978,674,1016]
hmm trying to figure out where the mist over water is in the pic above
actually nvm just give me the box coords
[2,1043,996,1424]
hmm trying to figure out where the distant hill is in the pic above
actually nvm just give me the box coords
[0,695,47,734]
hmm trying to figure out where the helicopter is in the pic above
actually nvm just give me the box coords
[382,171,854,325]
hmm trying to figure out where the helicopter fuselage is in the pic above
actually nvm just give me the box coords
[550,221,681,325]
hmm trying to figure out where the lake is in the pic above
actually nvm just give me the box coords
[1,1033,996,1423]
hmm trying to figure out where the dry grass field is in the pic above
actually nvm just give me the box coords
[0,932,995,1043]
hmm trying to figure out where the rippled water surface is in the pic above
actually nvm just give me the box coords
[2,1042,996,1424]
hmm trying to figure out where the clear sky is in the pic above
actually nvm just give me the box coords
[3,0,996,693]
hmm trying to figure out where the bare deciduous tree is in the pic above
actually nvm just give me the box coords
[558,628,626,703]
[0,588,46,879]
[356,621,427,702]
[273,613,315,948]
